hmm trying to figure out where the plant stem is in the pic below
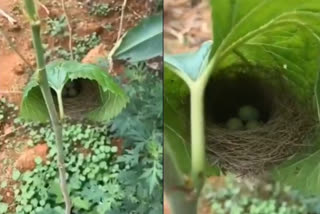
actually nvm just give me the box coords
[57,91,65,120]
[190,80,206,193]
[23,0,72,213]
[117,0,128,41]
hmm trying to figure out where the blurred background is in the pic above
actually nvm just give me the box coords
[164,0,211,54]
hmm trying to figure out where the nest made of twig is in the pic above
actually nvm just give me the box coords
[205,67,317,175]
[61,79,101,119]
[206,96,316,175]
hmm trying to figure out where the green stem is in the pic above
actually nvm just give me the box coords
[23,0,72,213]
[57,91,65,120]
[190,79,206,193]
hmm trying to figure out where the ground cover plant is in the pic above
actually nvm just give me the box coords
[164,0,320,213]
[202,176,320,214]
[0,61,163,214]
[0,0,163,213]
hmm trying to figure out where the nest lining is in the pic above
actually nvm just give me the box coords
[205,67,316,175]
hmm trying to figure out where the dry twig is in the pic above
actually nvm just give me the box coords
[0,9,17,25]
[38,1,50,15]
[108,0,128,74]
[117,0,128,41]
[61,0,73,60]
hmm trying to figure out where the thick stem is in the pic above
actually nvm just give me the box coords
[190,80,206,193]
[38,81,71,214]
[23,0,72,213]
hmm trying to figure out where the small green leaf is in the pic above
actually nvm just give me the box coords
[0,181,7,189]
[20,60,128,122]
[72,196,90,210]
[0,203,8,214]
[111,146,118,153]
[34,156,43,165]
[12,169,21,181]
[24,204,32,212]
[48,180,64,204]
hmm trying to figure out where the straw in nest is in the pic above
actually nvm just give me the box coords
[205,66,317,175]
[59,79,101,120]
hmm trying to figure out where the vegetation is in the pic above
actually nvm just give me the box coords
[89,3,112,17]
[202,176,319,214]
[0,62,163,214]
[45,33,101,62]
[0,0,162,212]
[165,0,320,213]
[45,16,68,37]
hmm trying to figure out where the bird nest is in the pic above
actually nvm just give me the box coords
[205,66,317,175]
[56,79,101,120]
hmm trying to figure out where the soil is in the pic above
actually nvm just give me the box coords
[164,0,211,54]
[0,0,154,212]
[0,0,155,104]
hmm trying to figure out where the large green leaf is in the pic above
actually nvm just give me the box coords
[113,14,163,63]
[209,0,320,195]
[87,89,128,122]
[20,61,128,122]
[20,78,50,122]
[211,0,320,56]
[273,144,320,195]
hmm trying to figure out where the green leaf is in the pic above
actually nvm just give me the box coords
[64,61,129,122]
[0,203,8,214]
[273,145,320,195]
[315,68,320,121]
[0,181,7,189]
[86,89,128,122]
[165,41,212,82]
[210,0,320,56]
[48,179,64,204]
[114,14,163,62]
[72,196,90,210]
[46,61,69,92]
[20,60,128,122]
[34,156,43,165]
[20,79,49,122]
[164,64,193,184]
[12,169,21,181]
